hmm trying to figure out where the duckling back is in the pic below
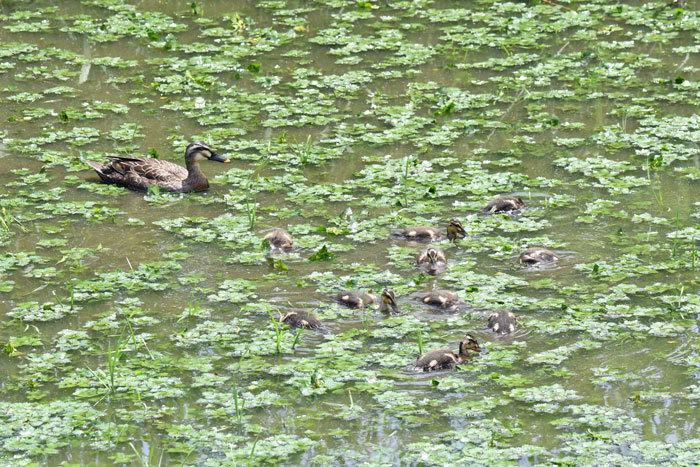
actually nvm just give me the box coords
[412,348,462,372]
[280,310,325,331]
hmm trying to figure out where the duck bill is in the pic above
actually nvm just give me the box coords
[209,152,230,163]
[390,301,400,313]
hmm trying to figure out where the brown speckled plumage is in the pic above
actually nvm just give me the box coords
[87,142,229,193]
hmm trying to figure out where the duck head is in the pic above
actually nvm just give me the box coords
[379,288,400,313]
[458,333,481,355]
[446,219,466,242]
[426,247,440,268]
[185,141,230,163]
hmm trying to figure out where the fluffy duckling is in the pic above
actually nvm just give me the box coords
[445,219,467,242]
[487,309,518,335]
[263,229,293,250]
[481,196,524,214]
[421,290,460,310]
[332,291,376,309]
[519,247,558,265]
[88,141,230,193]
[412,333,481,372]
[396,225,440,242]
[280,310,325,331]
[378,288,400,313]
[394,219,466,243]
[417,247,447,274]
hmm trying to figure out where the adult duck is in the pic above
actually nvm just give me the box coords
[87,141,229,193]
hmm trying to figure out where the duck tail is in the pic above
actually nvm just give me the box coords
[86,160,106,173]
[86,160,115,183]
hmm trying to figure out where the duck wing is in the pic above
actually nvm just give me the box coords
[106,156,188,181]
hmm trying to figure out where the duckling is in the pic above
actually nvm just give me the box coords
[87,141,230,193]
[417,247,447,274]
[263,229,293,250]
[445,219,467,242]
[421,290,460,310]
[280,310,325,331]
[412,333,481,372]
[332,291,376,309]
[394,219,466,243]
[487,309,518,335]
[481,196,524,214]
[378,288,400,313]
[395,225,440,242]
[519,247,558,265]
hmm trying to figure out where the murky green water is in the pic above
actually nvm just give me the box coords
[1,0,699,464]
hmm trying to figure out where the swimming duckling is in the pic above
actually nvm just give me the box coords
[87,141,230,193]
[519,247,558,265]
[421,290,460,310]
[263,229,293,250]
[481,196,524,214]
[445,219,467,242]
[395,225,440,242]
[417,247,447,274]
[378,288,400,313]
[412,333,481,372]
[487,309,518,335]
[332,291,376,309]
[394,219,466,243]
[280,310,325,331]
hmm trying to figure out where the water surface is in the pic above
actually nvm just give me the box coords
[0,0,699,464]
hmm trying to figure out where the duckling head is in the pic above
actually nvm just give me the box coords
[185,141,230,163]
[446,219,466,242]
[458,333,481,355]
[379,288,400,313]
[426,247,439,267]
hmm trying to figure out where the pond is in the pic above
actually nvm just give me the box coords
[1,0,699,464]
